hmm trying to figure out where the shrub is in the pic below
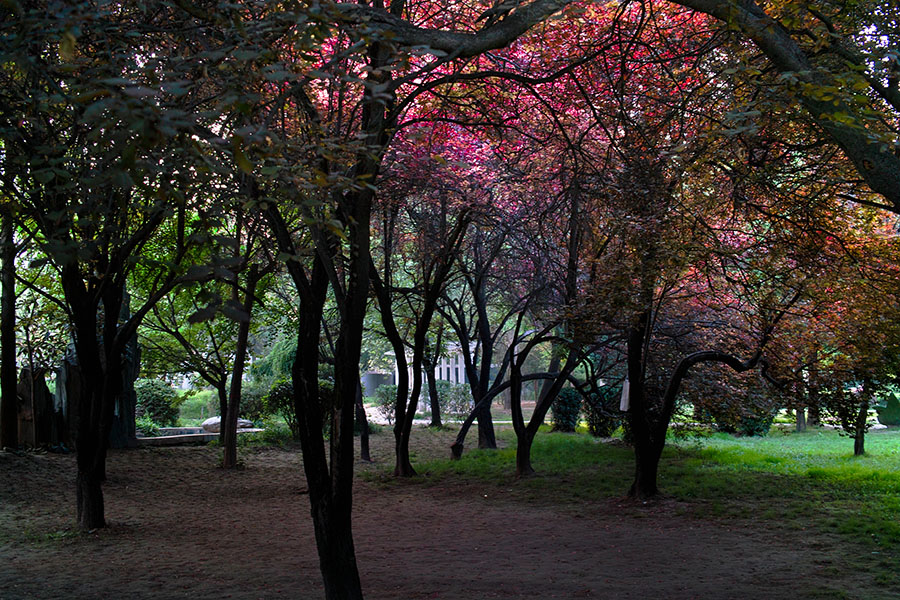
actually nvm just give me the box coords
[436,380,473,421]
[736,412,775,437]
[263,378,337,439]
[240,382,270,423]
[374,384,400,425]
[135,414,159,437]
[583,388,621,438]
[710,404,775,437]
[551,388,581,432]
[264,379,298,439]
[876,393,900,426]
[134,379,181,426]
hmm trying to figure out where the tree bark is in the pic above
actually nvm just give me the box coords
[0,209,17,449]
[355,381,371,462]
[222,265,260,469]
[368,261,414,476]
[268,206,365,600]
[853,400,868,456]
[425,355,442,428]
[795,408,806,432]
[515,431,535,477]
[216,383,228,422]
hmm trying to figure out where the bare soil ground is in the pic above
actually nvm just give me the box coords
[0,429,887,599]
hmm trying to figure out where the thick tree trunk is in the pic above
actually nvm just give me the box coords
[314,502,363,600]
[628,439,662,500]
[626,310,659,499]
[0,210,17,449]
[476,405,497,449]
[796,408,806,432]
[515,430,535,477]
[76,462,106,530]
[394,432,416,476]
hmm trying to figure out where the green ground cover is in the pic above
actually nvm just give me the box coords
[397,426,900,553]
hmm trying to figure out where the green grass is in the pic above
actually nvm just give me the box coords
[379,426,900,554]
[177,389,219,423]
[668,428,900,548]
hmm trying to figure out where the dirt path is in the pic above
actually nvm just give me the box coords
[0,434,885,599]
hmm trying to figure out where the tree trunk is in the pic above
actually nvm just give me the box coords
[627,313,662,500]
[313,501,364,600]
[222,266,260,469]
[216,383,228,421]
[476,404,497,449]
[76,461,106,530]
[515,430,535,477]
[355,381,371,462]
[853,401,868,456]
[425,362,441,428]
[628,438,661,500]
[795,408,806,432]
[0,209,17,449]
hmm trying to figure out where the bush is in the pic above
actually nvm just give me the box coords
[264,379,297,439]
[263,378,337,439]
[435,380,473,421]
[711,407,775,437]
[551,388,581,432]
[374,384,400,425]
[134,379,182,426]
[135,414,159,437]
[876,393,900,426]
[736,412,775,437]
[583,388,621,438]
[240,382,270,423]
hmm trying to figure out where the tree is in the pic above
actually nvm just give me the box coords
[0,207,17,448]
[1,2,218,529]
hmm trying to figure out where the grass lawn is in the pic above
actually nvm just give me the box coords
[368,424,900,591]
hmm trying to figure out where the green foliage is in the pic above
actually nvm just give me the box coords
[240,383,270,423]
[551,388,581,432]
[406,427,900,554]
[582,388,621,438]
[252,337,296,384]
[135,415,159,437]
[875,393,900,426]
[235,418,294,447]
[708,401,776,437]
[178,389,219,421]
[134,379,182,426]
[263,379,297,439]
[435,380,472,421]
[374,384,400,425]
[262,378,337,439]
